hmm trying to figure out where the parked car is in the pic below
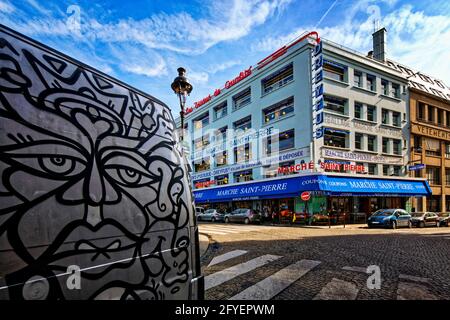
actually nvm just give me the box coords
[438,213,450,227]
[195,207,205,218]
[197,209,225,222]
[367,209,412,229]
[224,209,261,224]
[411,212,441,228]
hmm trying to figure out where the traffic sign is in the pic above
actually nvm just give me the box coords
[409,164,425,171]
[301,192,311,201]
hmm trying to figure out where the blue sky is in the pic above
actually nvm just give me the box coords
[1,0,449,117]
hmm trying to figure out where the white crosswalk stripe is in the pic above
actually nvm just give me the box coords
[313,278,359,300]
[208,250,248,267]
[205,254,282,290]
[199,224,274,236]
[229,259,321,300]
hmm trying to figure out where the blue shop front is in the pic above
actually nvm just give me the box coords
[193,173,431,224]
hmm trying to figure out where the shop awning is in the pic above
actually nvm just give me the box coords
[193,174,431,203]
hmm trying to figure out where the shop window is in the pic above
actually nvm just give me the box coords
[193,178,211,189]
[417,102,425,121]
[368,163,377,175]
[367,135,377,152]
[263,96,294,124]
[233,88,251,111]
[382,137,389,154]
[354,103,362,119]
[262,63,293,94]
[367,105,376,122]
[215,174,229,186]
[393,139,401,155]
[193,112,209,130]
[214,101,227,120]
[393,112,401,127]
[323,60,346,82]
[194,157,210,173]
[324,128,349,148]
[233,115,251,132]
[382,109,389,125]
[214,151,227,167]
[426,166,441,185]
[234,170,253,183]
[355,133,363,150]
[366,74,376,91]
[381,79,389,95]
[324,95,347,115]
[234,143,251,163]
[427,196,441,212]
[354,70,362,87]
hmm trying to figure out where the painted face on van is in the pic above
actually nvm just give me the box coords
[0,36,191,300]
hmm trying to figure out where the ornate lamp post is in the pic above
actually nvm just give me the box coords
[171,67,193,143]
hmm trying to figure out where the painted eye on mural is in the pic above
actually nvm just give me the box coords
[38,156,77,176]
[105,165,154,187]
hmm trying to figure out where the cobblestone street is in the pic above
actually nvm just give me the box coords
[199,223,450,300]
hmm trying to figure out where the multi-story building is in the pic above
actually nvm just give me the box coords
[179,29,431,220]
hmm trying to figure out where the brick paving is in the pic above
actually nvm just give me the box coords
[199,223,450,300]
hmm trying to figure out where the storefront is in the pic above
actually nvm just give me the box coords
[193,173,431,224]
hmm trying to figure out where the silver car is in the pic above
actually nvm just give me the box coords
[197,209,225,222]
[224,209,261,224]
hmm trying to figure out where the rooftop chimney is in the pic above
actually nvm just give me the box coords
[372,27,387,62]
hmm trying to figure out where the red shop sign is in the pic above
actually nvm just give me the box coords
[301,192,311,201]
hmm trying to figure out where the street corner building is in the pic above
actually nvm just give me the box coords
[177,28,450,223]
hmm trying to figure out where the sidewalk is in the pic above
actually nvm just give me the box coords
[262,222,367,230]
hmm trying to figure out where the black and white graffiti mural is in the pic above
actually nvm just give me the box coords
[0,25,197,300]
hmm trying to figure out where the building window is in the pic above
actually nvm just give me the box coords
[382,109,389,125]
[366,74,376,91]
[324,128,349,148]
[193,112,209,130]
[447,111,450,127]
[417,102,425,121]
[263,96,294,124]
[233,115,251,132]
[264,129,295,155]
[428,106,435,123]
[261,63,293,94]
[413,136,422,153]
[355,133,363,150]
[381,79,389,95]
[215,174,229,186]
[193,134,210,150]
[354,70,362,87]
[234,170,253,183]
[214,151,227,167]
[214,126,228,145]
[426,166,441,185]
[424,138,441,157]
[214,101,227,120]
[445,143,450,158]
[367,105,376,122]
[233,88,251,111]
[392,166,401,176]
[367,135,376,152]
[323,60,345,82]
[382,137,389,154]
[392,112,401,127]
[393,139,401,155]
[275,160,296,177]
[354,103,362,119]
[368,163,377,175]
[392,83,400,98]
[194,157,210,173]
[324,95,347,115]
[446,169,450,185]
[234,143,251,163]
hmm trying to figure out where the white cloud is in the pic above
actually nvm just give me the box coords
[207,60,242,74]
[0,0,14,13]
[251,3,450,85]
[26,0,52,15]
[189,71,209,84]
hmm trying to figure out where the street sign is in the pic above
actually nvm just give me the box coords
[409,164,425,171]
[301,192,311,201]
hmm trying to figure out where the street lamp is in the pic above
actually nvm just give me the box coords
[171,67,193,143]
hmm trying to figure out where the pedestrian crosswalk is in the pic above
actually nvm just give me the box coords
[204,250,441,300]
[199,223,275,236]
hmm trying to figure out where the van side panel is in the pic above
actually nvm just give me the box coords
[0,25,198,300]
